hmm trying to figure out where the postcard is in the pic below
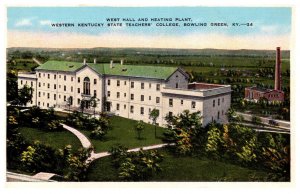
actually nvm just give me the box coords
[4,4,294,188]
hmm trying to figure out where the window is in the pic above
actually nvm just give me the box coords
[54,94,56,100]
[149,96,151,101]
[107,91,110,97]
[47,83,50,89]
[181,100,184,105]
[21,80,23,85]
[48,74,50,79]
[64,85,66,91]
[130,106,134,113]
[64,96,66,101]
[94,79,97,84]
[38,102,40,106]
[78,77,80,83]
[141,83,144,89]
[213,100,215,107]
[71,86,73,92]
[78,88,80,93]
[131,82,134,88]
[156,84,160,91]
[78,98,80,105]
[59,85,61,88]
[124,93,126,97]
[124,81,127,85]
[222,98,224,103]
[156,97,160,104]
[131,94,134,100]
[83,77,90,95]
[59,95,61,99]
[64,75,66,81]
[39,73,41,78]
[117,103,120,111]
[124,104,126,109]
[47,93,50,99]
[54,74,56,79]
[43,73,45,77]
[217,111,220,119]
[117,92,120,98]
[71,77,73,81]
[59,75,61,79]
[31,82,33,87]
[38,92,41,97]
[117,80,120,86]
[141,95,144,101]
[176,83,179,88]
[47,103,49,108]
[169,112,173,117]
[43,83,45,86]
[141,107,144,115]
[218,98,220,106]
[54,84,56,89]
[94,90,96,97]
[191,101,196,109]
[107,79,110,85]
[149,83,151,88]
[169,99,173,107]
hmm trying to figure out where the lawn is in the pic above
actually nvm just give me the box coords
[86,148,272,181]
[79,116,166,152]
[19,127,82,151]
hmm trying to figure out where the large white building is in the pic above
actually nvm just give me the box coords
[18,59,231,126]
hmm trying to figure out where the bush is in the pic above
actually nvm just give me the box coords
[90,128,106,140]
[108,145,164,181]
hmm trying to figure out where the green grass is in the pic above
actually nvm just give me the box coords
[79,116,166,152]
[86,149,272,181]
[19,127,82,151]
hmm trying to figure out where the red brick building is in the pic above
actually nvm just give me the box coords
[244,87,284,102]
[244,47,285,103]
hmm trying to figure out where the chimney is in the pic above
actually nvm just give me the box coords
[120,59,124,65]
[83,58,86,65]
[94,58,97,64]
[110,60,113,68]
[274,47,281,91]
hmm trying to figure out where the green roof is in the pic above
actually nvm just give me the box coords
[36,60,179,80]
[35,61,83,72]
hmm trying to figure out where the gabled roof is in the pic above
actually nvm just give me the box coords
[35,60,179,80]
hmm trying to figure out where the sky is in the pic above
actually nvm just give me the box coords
[7,7,292,49]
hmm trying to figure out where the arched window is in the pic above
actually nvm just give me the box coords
[83,77,90,95]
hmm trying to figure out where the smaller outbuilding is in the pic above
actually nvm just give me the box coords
[244,86,284,103]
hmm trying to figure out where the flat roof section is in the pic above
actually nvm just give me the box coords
[188,82,225,90]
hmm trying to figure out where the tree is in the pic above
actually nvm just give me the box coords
[90,96,100,118]
[7,70,18,102]
[149,108,159,138]
[13,85,33,106]
[251,115,263,127]
[109,146,164,181]
[80,99,86,113]
[135,120,145,140]
[66,96,72,113]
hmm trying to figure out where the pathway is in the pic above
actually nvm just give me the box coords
[61,124,91,148]
[61,123,173,164]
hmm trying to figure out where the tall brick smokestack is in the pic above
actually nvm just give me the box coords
[274,47,281,91]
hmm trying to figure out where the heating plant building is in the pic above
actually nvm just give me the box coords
[17,59,231,126]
